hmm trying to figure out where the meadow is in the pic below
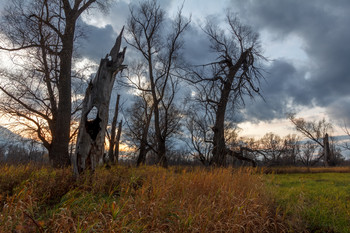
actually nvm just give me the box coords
[266,170,350,232]
[0,165,349,232]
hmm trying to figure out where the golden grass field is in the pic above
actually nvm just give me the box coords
[1,165,350,232]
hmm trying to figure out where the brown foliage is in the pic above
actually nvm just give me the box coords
[0,164,293,232]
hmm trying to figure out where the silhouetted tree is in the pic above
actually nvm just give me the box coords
[299,141,317,167]
[0,0,112,167]
[107,94,121,164]
[184,106,213,166]
[288,114,337,166]
[124,90,154,166]
[125,0,190,167]
[186,13,265,166]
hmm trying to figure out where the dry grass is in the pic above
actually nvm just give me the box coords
[0,164,291,232]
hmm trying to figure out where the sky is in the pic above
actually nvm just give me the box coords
[1,0,350,139]
[75,0,350,138]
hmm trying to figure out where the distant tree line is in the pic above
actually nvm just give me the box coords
[0,140,46,165]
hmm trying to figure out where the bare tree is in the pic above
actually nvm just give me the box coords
[184,107,213,166]
[257,133,285,166]
[288,114,335,166]
[186,13,265,166]
[0,0,111,167]
[288,114,332,147]
[124,81,182,166]
[124,0,190,167]
[107,94,121,164]
[341,122,350,152]
[283,134,301,165]
[74,30,126,174]
[299,141,317,167]
[123,87,154,166]
[114,119,123,162]
[253,133,300,166]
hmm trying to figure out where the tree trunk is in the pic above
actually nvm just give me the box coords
[107,94,120,163]
[49,21,76,168]
[136,107,153,166]
[157,137,168,168]
[323,133,331,167]
[151,97,168,167]
[114,120,123,163]
[211,49,252,167]
[74,28,126,175]
[211,108,228,166]
[137,139,148,166]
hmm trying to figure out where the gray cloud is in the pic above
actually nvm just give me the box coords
[327,97,350,125]
[229,0,350,122]
[57,0,350,125]
[240,59,308,122]
[182,24,215,65]
[76,22,116,62]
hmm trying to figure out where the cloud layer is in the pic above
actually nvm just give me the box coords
[6,0,344,125]
[230,0,350,123]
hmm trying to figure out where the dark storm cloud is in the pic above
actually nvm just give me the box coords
[328,97,350,125]
[75,0,350,124]
[230,0,350,122]
[240,59,309,122]
[77,0,185,63]
[76,0,132,62]
[76,23,116,62]
[182,24,215,65]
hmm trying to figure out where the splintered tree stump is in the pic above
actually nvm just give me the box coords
[324,133,331,167]
[74,28,126,175]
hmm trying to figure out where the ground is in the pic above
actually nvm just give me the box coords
[1,164,350,232]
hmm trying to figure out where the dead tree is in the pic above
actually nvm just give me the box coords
[125,0,190,168]
[0,0,112,167]
[107,94,121,164]
[114,120,123,162]
[74,28,126,175]
[323,133,331,167]
[288,114,334,166]
[122,72,155,167]
[186,14,265,167]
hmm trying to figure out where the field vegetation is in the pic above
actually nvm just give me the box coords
[0,164,289,232]
[267,169,350,233]
[1,164,350,232]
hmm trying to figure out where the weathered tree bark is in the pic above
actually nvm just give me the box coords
[49,23,75,168]
[137,141,151,166]
[323,133,331,167]
[107,94,120,163]
[149,62,168,168]
[211,49,252,167]
[74,28,126,175]
[114,120,123,163]
[136,108,153,166]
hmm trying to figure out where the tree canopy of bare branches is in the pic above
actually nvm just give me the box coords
[124,0,190,167]
[0,0,111,167]
[186,13,265,166]
[288,113,341,166]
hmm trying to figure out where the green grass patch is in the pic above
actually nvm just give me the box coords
[268,172,350,232]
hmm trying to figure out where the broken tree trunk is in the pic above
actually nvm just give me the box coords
[114,120,123,163]
[107,94,121,164]
[74,28,126,175]
[323,133,331,167]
